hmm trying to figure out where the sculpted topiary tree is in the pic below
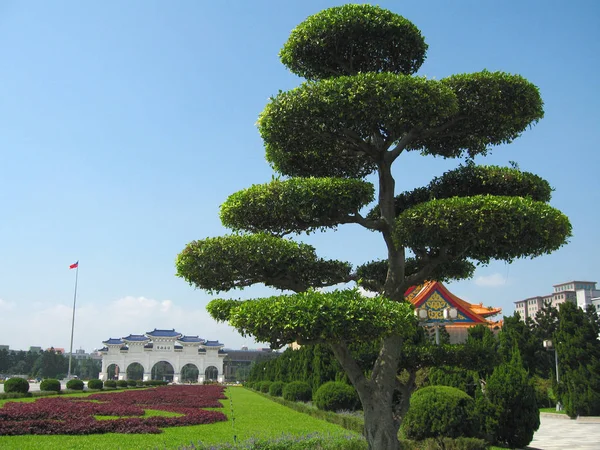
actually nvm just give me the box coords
[176,5,571,449]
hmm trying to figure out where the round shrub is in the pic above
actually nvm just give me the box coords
[3,377,29,394]
[401,385,476,440]
[116,380,129,388]
[244,382,254,390]
[269,381,285,397]
[283,381,312,402]
[87,379,103,389]
[40,379,61,393]
[104,380,117,388]
[259,381,272,393]
[127,380,137,387]
[66,379,84,390]
[314,381,360,411]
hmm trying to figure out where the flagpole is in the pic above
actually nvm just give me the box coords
[67,263,79,379]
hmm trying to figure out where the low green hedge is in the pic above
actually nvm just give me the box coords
[116,380,129,388]
[314,381,359,412]
[66,379,84,390]
[283,381,312,402]
[3,377,29,394]
[87,379,103,389]
[104,380,117,388]
[269,381,285,397]
[40,379,61,393]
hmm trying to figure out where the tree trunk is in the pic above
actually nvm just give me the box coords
[362,392,400,450]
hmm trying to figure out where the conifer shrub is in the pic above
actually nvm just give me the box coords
[282,381,312,402]
[116,380,129,388]
[401,385,476,440]
[104,380,117,388]
[66,379,84,390]
[40,379,61,392]
[485,348,539,448]
[269,381,285,397]
[87,379,103,389]
[314,381,360,411]
[259,380,272,393]
[4,377,29,394]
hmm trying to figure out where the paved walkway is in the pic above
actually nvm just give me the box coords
[528,413,600,449]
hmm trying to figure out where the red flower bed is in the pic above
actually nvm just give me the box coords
[0,385,228,436]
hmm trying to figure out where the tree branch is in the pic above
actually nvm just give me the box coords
[330,341,371,395]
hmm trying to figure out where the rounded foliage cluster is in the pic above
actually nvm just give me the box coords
[178,233,351,294]
[87,379,103,389]
[220,177,374,235]
[127,380,138,387]
[116,380,129,388]
[269,381,285,397]
[40,379,61,393]
[3,377,30,394]
[66,379,84,390]
[209,289,415,349]
[282,381,312,402]
[401,385,476,440]
[104,380,117,388]
[259,381,272,393]
[395,195,571,264]
[313,381,360,412]
[280,4,427,80]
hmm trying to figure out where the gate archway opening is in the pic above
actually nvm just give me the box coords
[126,362,144,381]
[151,361,174,382]
[205,365,218,381]
[181,363,199,383]
[106,364,120,381]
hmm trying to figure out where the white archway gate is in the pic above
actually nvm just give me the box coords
[99,329,226,383]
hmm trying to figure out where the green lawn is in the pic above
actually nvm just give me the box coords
[0,387,361,449]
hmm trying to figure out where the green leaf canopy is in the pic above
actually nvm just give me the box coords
[280,4,428,80]
[259,73,457,177]
[368,164,553,219]
[220,177,375,235]
[357,258,476,293]
[176,233,352,293]
[411,71,544,158]
[207,289,416,349]
[394,195,572,263]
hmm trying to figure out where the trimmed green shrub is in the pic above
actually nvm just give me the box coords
[116,380,129,388]
[269,381,285,397]
[40,379,61,393]
[314,381,359,411]
[87,379,103,389]
[259,380,272,393]
[66,379,84,390]
[3,377,30,394]
[104,380,117,388]
[401,385,476,440]
[283,381,312,402]
[485,348,539,448]
[127,379,137,387]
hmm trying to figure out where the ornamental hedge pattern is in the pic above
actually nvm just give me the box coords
[0,385,227,436]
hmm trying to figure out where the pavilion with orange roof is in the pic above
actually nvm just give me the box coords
[405,281,503,343]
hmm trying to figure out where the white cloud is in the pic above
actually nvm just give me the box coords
[0,298,15,312]
[474,273,507,287]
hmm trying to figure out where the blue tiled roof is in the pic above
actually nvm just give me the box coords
[179,335,204,343]
[204,340,224,347]
[103,338,124,345]
[122,334,149,342]
[98,346,108,352]
[146,328,182,338]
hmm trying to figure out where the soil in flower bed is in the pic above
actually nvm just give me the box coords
[0,385,227,436]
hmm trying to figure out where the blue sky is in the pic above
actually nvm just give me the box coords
[1,1,599,353]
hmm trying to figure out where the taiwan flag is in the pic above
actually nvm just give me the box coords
[69,261,79,269]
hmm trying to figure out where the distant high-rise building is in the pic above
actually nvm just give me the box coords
[514,280,599,321]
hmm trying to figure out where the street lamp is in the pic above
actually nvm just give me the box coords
[543,339,561,411]
[415,307,458,345]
